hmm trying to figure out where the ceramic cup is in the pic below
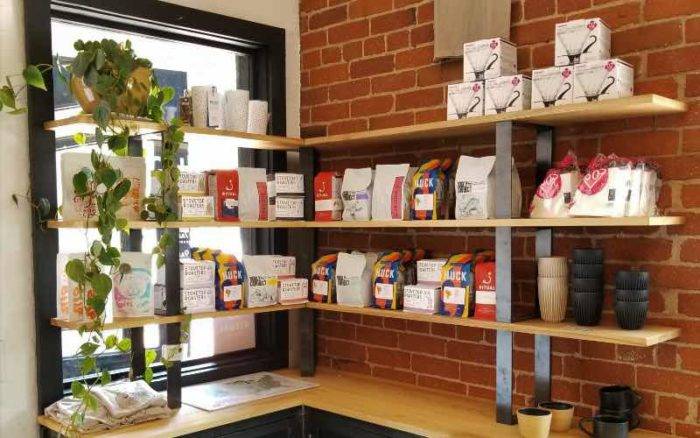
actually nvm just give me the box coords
[517,408,552,438]
[537,279,568,323]
[579,415,629,438]
[599,385,643,412]
[572,292,603,326]
[538,401,574,432]
[538,256,568,277]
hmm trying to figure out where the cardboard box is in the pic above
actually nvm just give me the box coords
[573,59,634,103]
[555,18,610,66]
[157,259,215,289]
[403,284,441,314]
[417,259,447,283]
[278,278,309,305]
[531,66,575,108]
[155,284,215,314]
[447,81,484,120]
[485,75,531,115]
[179,196,215,220]
[463,38,517,81]
[275,195,304,220]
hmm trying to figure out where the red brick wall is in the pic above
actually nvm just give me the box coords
[299,0,700,434]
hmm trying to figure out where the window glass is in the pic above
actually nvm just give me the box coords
[53,19,255,377]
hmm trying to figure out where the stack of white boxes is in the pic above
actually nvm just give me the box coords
[532,18,633,109]
[155,259,216,314]
[447,37,531,120]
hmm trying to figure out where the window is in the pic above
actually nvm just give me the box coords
[48,7,283,385]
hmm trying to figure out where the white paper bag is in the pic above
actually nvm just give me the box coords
[112,252,154,318]
[371,164,411,220]
[336,252,377,307]
[238,167,269,221]
[247,100,269,134]
[223,89,249,131]
[455,156,521,219]
[342,168,373,221]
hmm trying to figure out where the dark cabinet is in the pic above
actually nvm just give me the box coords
[303,408,422,438]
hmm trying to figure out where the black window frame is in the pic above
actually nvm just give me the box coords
[25,0,290,409]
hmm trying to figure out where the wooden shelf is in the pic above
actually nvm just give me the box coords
[43,114,303,151]
[51,303,306,330]
[37,368,670,438]
[303,94,686,148]
[46,216,686,230]
[307,303,680,347]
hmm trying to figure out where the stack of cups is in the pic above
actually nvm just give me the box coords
[571,248,604,326]
[537,257,568,322]
[615,270,649,330]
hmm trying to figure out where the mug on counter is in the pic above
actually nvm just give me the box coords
[537,401,574,432]
[579,415,628,438]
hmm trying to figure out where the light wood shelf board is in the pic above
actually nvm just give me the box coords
[43,114,302,151]
[37,368,671,438]
[307,303,680,347]
[46,216,685,230]
[303,95,686,149]
[51,304,305,330]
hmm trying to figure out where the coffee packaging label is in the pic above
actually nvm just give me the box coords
[404,284,441,314]
[342,168,373,221]
[179,196,215,220]
[208,170,239,221]
[112,252,154,318]
[312,279,329,296]
[180,259,215,288]
[153,169,207,195]
[442,286,467,305]
[417,259,447,284]
[181,286,216,313]
[555,18,611,66]
[485,75,532,115]
[279,278,309,304]
[531,66,574,108]
[223,284,242,302]
[447,81,484,120]
[314,172,343,221]
[275,196,304,220]
[573,59,634,103]
[374,283,395,300]
[463,38,517,81]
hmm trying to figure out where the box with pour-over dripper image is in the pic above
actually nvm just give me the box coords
[447,81,484,120]
[463,37,517,81]
[484,74,531,115]
[531,66,574,109]
[573,58,633,103]
[555,18,610,66]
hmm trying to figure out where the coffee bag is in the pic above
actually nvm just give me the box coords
[238,167,269,221]
[314,171,343,221]
[455,156,522,219]
[530,151,581,218]
[372,164,411,220]
[372,251,411,310]
[311,253,338,303]
[336,251,378,307]
[342,168,373,221]
[439,254,474,318]
[410,159,452,220]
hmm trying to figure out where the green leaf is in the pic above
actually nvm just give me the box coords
[145,349,158,366]
[105,334,118,349]
[91,273,112,296]
[65,259,86,282]
[118,263,131,275]
[100,370,111,385]
[107,134,127,153]
[161,87,175,105]
[144,367,154,384]
[0,86,16,109]
[80,356,96,374]
[71,380,85,398]
[96,168,117,188]
[79,342,99,356]
[84,393,99,412]
[90,241,103,257]
[112,179,131,201]
[117,338,132,352]
[72,170,89,195]
[95,128,105,147]
[156,253,166,269]
[22,65,46,90]
[93,101,110,128]
[73,132,87,145]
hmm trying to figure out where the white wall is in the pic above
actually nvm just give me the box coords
[0,1,301,436]
[0,0,39,436]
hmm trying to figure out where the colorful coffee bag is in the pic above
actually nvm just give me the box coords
[410,159,453,220]
[439,254,474,317]
[311,253,338,303]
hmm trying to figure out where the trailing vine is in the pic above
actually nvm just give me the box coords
[4,38,186,434]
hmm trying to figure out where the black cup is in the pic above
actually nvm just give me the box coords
[572,263,604,279]
[572,292,603,326]
[615,270,649,290]
[573,248,604,264]
[599,409,640,431]
[614,289,649,302]
[614,301,648,330]
[571,277,604,294]
[600,385,643,412]
[579,415,629,437]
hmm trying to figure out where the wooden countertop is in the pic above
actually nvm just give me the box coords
[38,368,668,438]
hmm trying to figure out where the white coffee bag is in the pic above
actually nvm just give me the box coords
[335,251,378,307]
[372,164,411,220]
[238,167,269,221]
[455,156,522,219]
[569,155,631,217]
[342,168,373,221]
[60,153,146,221]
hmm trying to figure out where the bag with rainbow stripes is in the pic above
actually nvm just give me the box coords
[410,159,453,220]
[439,253,474,317]
[372,251,413,310]
[191,248,246,310]
[311,254,338,303]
